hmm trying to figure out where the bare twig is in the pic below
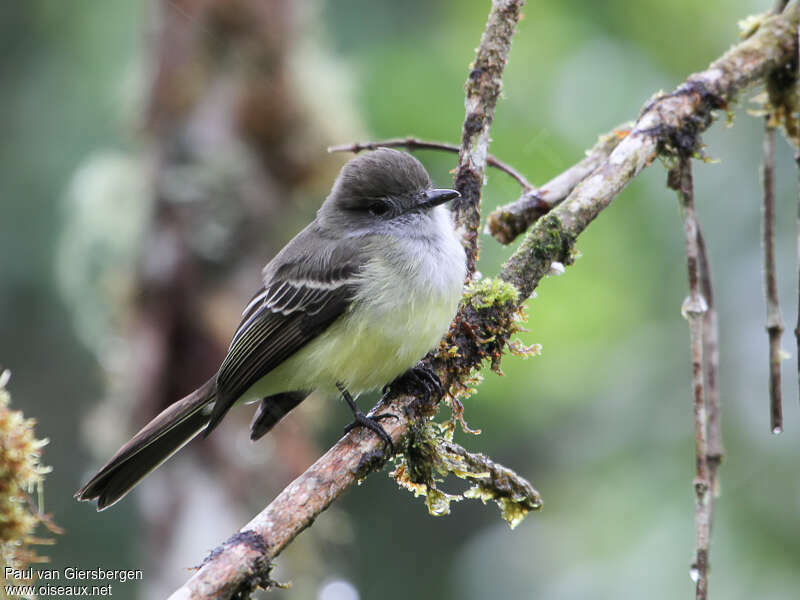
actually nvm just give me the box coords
[669,156,712,600]
[763,120,785,434]
[486,124,631,244]
[696,230,724,493]
[775,0,790,13]
[796,150,800,414]
[169,7,800,599]
[452,0,525,274]
[795,29,800,424]
[328,138,533,189]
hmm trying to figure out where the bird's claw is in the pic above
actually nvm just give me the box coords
[343,410,397,454]
[383,363,443,401]
[337,381,397,454]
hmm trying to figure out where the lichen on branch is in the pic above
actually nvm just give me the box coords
[391,419,542,528]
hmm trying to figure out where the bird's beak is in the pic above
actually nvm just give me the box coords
[419,188,460,209]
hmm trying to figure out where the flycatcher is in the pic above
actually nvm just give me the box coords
[76,148,467,510]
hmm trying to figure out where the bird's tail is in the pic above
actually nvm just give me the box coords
[75,377,217,510]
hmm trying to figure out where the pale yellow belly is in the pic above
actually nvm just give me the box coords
[241,287,458,400]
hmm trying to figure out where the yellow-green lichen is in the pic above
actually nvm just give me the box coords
[463,483,540,530]
[390,420,542,527]
[431,275,540,405]
[463,277,520,309]
[738,13,767,39]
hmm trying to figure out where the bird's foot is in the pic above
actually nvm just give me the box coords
[382,363,443,402]
[343,410,397,454]
[337,382,397,454]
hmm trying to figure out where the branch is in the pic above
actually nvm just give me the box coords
[391,430,542,527]
[762,120,785,433]
[328,138,533,189]
[169,6,800,599]
[696,230,724,491]
[486,124,630,244]
[500,7,799,297]
[669,156,712,600]
[794,27,800,419]
[167,396,422,600]
[452,0,525,274]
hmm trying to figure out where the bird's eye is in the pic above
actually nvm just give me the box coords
[368,201,390,217]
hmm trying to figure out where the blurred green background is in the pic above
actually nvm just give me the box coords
[2,0,799,598]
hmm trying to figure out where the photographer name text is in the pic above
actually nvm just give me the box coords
[4,566,142,583]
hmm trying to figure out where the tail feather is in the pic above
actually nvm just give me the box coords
[76,377,216,510]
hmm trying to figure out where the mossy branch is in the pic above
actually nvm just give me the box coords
[391,419,542,527]
[452,0,526,275]
[486,124,631,244]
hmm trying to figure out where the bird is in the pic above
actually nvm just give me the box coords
[75,148,467,510]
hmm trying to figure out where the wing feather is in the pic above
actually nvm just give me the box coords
[207,253,362,435]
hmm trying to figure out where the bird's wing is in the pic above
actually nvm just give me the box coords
[207,241,363,434]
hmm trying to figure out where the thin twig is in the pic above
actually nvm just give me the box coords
[763,120,785,434]
[696,230,724,494]
[795,29,800,425]
[328,138,533,189]
[486,124,631,244]
[452,0,525,275]
[774,0,790,13]
[168,8,800,599]
[670,155,712,600]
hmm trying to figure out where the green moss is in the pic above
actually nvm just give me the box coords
[430,274,539,402]
[463,277,520,309]
[391,420,459,516]
[532,214,571,262]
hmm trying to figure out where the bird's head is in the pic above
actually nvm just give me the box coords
[318,148,459,235]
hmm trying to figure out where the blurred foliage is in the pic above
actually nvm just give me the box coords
[2,1,800,599]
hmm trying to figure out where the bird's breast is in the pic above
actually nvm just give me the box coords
[312,222,465,392]
[253,213,467,397]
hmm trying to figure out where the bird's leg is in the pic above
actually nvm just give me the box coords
[337,382,397,454]
[382,362,443,401]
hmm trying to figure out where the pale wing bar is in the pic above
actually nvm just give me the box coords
[208,268,360,435]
